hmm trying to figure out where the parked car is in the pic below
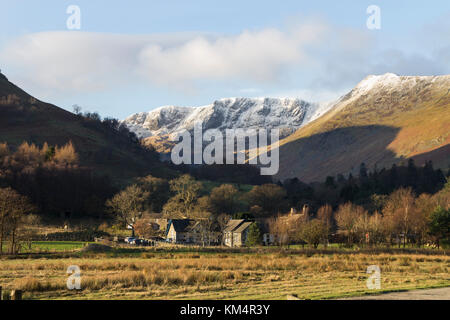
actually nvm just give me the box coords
[127,238,150,246]
[132,238,142,245]
[136,239,150,246]
[124,237,136,244]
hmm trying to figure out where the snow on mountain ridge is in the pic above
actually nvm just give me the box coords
[329,73,449,115]
[353,73,443,95]
[123,97,331,140]
[123,74,441,143]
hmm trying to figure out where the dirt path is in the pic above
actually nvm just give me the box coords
[341,287,450,300]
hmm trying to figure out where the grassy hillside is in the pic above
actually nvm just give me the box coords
[273,74,450,182]
[0,72,171,183]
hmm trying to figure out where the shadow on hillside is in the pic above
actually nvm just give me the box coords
[411,143,450,169]
[276,125,449,182]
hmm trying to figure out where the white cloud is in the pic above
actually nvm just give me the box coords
[138,28,303,85]
[1,17,448,100]
[0,22,327,94]
[0,32,203,92]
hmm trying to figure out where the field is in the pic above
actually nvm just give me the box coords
[0,245,449,300]
[1,241,88,254]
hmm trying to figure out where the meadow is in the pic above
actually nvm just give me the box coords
[5,241,88,253]
[0,245,448,300]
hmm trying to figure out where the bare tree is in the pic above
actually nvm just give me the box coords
[162,175,202,218]
[353,212,387,246]
[191,211,215,246]
[335,203,366,246]
[383,188,416,247]
[317,204,333,245]
[106,185,149,237]
[0,188,35,255]
[217,213,231,232]
[413,193,435,246]
[72,104,82,115]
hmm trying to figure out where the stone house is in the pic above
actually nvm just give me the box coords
[166,219,221,245]
[223,219,254,247]
[166,219,202,244]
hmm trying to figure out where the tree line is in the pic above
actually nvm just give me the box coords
[0,141,116,220]
[268,184,449,249]
[105,171,449,248]
[0,137,449,251]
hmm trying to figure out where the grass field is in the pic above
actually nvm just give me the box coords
[0,246,448,300]
[28,241,88,252]
[1,241,89,253]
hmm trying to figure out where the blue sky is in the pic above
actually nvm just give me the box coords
[1,0,449,119]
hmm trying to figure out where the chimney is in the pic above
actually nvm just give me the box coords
[302,205,310,220]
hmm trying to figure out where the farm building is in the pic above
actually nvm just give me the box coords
[165,219,221,245]
[223,219,254,247]
[166,219,202,244]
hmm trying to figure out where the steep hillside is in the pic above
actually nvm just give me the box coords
[273,73,450,182]
[0,72,168,182]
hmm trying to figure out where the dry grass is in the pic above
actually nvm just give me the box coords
[1,251,449,300]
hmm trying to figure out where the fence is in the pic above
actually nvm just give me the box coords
[0,287,23,300]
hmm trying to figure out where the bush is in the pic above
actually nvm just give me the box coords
[245,223,262,247]
[299,219,329,248]
[428,206,450,248]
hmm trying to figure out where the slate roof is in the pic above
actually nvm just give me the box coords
[223,219,253,233]
[167,219,200,235]
[234,221,253,233]
[223,219,245,233]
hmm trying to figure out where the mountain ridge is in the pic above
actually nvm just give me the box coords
[123,97,335,152]
[271,73,450,182]
[0,72,167,182]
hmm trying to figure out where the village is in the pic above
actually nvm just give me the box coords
[114,206,309,248]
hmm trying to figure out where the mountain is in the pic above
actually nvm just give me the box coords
[0,72,167,182]
[269,73,450,182]
[123,97,334,153]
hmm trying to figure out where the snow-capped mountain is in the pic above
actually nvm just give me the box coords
[335,73,448,110]
[272,73,450,182]
[123,97,334,141]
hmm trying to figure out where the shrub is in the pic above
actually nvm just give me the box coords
[245,223,262,247]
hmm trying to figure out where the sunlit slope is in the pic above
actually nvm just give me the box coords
[0,73,168,181]
[273,74,450,182]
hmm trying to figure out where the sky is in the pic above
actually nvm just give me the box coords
[0,0,449,119]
